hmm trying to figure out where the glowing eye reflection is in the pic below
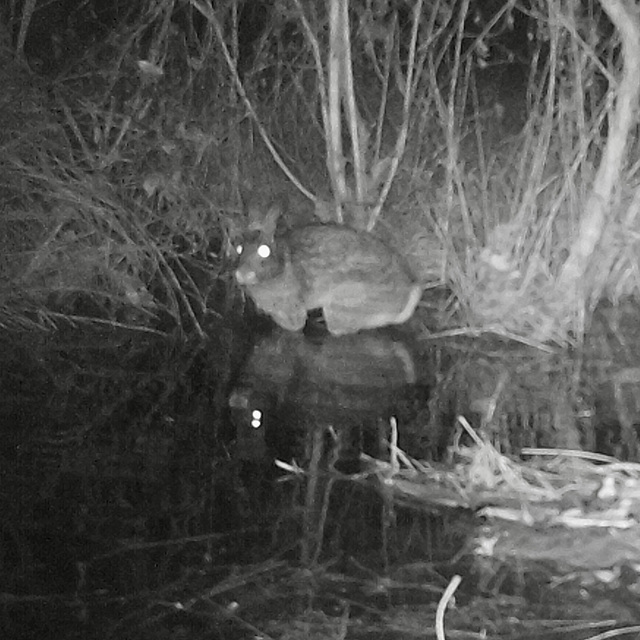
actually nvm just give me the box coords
[257,244,271,259]
[251,409,262,429]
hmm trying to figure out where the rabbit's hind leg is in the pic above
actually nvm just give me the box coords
[323,303,376,335]
[323,284,422,335]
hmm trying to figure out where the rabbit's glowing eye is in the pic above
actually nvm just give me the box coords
[235,244,243,256]
[257,244,272,259]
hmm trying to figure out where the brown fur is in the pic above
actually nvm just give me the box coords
[235,221,422,335]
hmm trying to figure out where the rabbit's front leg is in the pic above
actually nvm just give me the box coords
[270,302,308,332]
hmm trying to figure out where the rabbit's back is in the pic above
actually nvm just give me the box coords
[288,224,414,286]
[288,225,422,334]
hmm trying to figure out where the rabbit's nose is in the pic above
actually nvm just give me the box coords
[235,269,257,285]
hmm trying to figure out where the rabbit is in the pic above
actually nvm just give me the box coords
[234,204,423,335]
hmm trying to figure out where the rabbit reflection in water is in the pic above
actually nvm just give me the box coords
[234,204,423,335]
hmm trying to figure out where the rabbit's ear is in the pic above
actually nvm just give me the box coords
[246,201,263,232]
[245,202,281,234]
[225,216,243,241]
[261,204,281,240]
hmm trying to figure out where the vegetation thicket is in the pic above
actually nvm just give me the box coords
[0,0,638,345]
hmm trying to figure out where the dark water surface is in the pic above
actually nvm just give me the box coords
[2,303,640,639]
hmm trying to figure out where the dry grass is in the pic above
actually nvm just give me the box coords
[0,8,247,334]
[362,416,640,572]
[424,0,640,345]
[1,1,639,343]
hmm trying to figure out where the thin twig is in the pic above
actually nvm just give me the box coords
[435,575,461,640]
